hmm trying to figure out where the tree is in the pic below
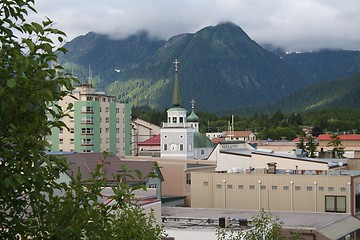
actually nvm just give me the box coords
[306,136,317,158]
[0,1,165,239]
[327,134,345,158]
[216,210,284,240]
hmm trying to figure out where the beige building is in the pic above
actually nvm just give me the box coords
[209,141,347,172]
[124,156,216,206]
[131,118,161,156]
[191,171,360,215]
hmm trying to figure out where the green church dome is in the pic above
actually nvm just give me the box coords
[187,110,200,122]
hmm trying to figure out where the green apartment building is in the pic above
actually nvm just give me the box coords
[47,84,131,156]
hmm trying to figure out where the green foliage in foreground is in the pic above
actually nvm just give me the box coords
[0,1,165,239]
[216,210,283,240]
[216,210,301,240]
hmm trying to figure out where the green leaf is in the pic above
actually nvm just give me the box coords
[7,78,16,88]
[32,21,44,34]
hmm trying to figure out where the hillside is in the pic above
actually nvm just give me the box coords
[59,22,360,114]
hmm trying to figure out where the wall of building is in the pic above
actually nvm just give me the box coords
[47,85,131,156]
[191,172,355,214]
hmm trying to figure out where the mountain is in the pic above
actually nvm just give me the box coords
[59,22,360,114]
[59,22,305,112]
[270,73,360,112]
[224,72,360,115]
[281,50,360,83]
[58,31,165,90]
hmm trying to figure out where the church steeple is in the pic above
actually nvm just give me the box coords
[172,59,181,107]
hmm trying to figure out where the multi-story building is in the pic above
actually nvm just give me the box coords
[47,84,131,156]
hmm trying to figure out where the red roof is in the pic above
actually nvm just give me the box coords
[317,134,360,141]
[138,134,160,146]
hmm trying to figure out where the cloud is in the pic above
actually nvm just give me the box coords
[32,0,360,51]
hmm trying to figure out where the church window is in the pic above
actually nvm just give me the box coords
[172,117,177,123]
[164,144,168,151]
[179,117,183,123]
[180,144,183,151]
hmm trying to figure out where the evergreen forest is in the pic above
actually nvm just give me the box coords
[132,107,360,141]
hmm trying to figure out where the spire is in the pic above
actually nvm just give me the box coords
[172,59,181,107]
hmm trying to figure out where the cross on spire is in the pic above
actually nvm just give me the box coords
[173,59,180,72]
[191,99,195,109]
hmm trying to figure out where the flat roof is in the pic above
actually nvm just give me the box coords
[162,207,360,239]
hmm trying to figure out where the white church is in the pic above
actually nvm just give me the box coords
[160,59,213,160]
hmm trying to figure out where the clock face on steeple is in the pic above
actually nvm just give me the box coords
[170,143,177,151]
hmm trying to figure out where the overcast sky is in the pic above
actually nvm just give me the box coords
[32,0,360,51]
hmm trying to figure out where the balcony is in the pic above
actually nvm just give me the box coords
[162,122,192,128]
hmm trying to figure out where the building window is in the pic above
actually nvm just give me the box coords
[328,187,334,192]
[95,97,99,101]
[116,138,120,143]
[106,138,109,143]
[106,128,109,133]
[249,185,255,190]
[116,118,120,123]
[260,185,266,190]
[179,117,183,123]
[106,117,109,123]
[325,196,346,213]
[238,185,244,190]
[116,128,119,133]
[340,187,346,192]
[272,186,277,190]
[295,186,301,191]
[164,144,167,151]
[106,107,109,112]
[70,128,74,133]
[81,116,93,124]
[70,139,74,144]
[100,107,102,112]
[102,97,106,102]
[201,149,205,155]
[186,174,191,185]
[82,106,93,112]
[283,186,289,190]
[216,184,222,189]
[116,108,120,113]
[59,139,63,144]
[81,128,93,134]
[172,117,177,123]
[179,144,183,151]
[307,186,313,191]
[81,138,93,145]
[59,128,63,134]
[319,187,324,191]
[203,181,209,187]
[227,184,233,189]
